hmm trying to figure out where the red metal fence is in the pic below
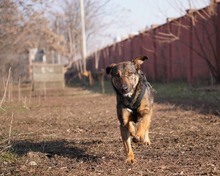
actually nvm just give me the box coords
[74,2,220,84]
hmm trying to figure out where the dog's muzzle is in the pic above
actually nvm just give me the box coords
[121,84,129,93]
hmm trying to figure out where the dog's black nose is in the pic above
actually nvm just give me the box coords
[121,85,128,92]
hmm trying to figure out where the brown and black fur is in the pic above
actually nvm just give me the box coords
[106,56,154,163]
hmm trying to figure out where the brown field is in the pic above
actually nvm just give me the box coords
[0,86,220,176]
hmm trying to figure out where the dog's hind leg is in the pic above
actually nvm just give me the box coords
[120,125,135,163]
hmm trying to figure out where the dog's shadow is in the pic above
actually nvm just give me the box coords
[9,139,101,162]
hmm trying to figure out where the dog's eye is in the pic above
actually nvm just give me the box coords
[114,73,120,78]
[128,72,134,76]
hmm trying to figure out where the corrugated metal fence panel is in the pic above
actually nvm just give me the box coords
[191,9,215,82]
[114,42,122,61]
[86,55,95,72]
[32,64,65,90]
[174,16,192,82]
[104,47,111,69]
[83,3,219,84]
[109,45,117,63]
[141,31,156,81]
[131,35,142,58]
[154,25,169,82]
[98,49,104,70]
[122,39,132,61]
[169,19,186,81]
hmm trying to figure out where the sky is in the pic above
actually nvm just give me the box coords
[102,0,210,46]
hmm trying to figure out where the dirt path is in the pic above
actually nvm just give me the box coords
[1,87,220,175]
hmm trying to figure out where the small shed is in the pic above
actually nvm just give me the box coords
[32,64,65,90]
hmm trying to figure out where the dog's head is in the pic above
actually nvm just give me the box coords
[106,56,148,96]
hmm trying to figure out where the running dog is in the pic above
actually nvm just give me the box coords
[106,56,154,163]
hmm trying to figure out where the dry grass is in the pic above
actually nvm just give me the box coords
[0,86,220,175]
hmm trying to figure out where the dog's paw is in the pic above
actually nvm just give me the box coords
[132,136,144,143]
[144,134,151,145]
[132,136,140,143]
[144,139,151,146]
[125,157,136,164]
[125,153,136,164]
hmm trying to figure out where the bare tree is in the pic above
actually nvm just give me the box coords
[154,0,220,84]
[0,0,24,82]
[0,0,20,53]
[191,1,220,84]
[0,0,67,83]
[58,0,82,64]
[0,0,121,86]
[177,0,220,84]
[54,0,111,73]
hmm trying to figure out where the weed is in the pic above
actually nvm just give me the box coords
[0,104,29,114]
[0,151,17,163]
[153,82,220,103]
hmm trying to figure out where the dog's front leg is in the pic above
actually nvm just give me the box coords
[120,125,135,163]
[133,108,153,145]
[118,108,135,163]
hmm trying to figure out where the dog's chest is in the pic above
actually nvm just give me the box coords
[129,109,139,123]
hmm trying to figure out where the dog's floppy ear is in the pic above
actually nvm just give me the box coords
[132,56,149,69]
[106,63,116,75]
